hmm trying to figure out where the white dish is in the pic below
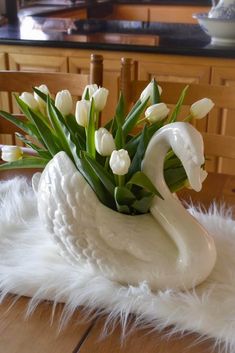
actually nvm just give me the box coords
[193,13,235,46]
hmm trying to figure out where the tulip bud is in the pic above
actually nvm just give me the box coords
[34,84,50,114]
[75,99,91,127]
[145,103,170,123]
[55,89,73,116]
[19,92,38,110]
[1,145,23,162]
[140,82,162,105]
[95,127,116,156]
[190,98,214,119]
[82,84,98,100]
[109,149,131,176]
[92,87,109,112]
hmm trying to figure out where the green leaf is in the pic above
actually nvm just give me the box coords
[164,155,182,170]
[125,120,163,158]
[0,156,48,170]
[78,153,115,209]
[115,92,125,126]
[152,78,161,104]
[127,125,148,177]
[83,87,89,100]
[33,87,54,104]
[115,203,130,214]
[132,193,154,214]
[83,152,115,196]
[47,97,74,160]
[122,97,149,137]
[164,166,187,192]
[15,132,51,160]
[114,186,136,205]
[115,125,124,150]
[65,114,86,149]
[168,85,189,123]
[0,110,39,138]
[27,108,61,156]
[86,98,96,158]
[14,95,36,123]
[127,171,163,199]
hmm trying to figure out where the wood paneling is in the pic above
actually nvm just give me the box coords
[79,317,218,353]
[109,4,210,23]
[8,53,68,72]
[210,66,235,174]
[0,297,94,353]
[0,45,235,173]
[139,60,211,132]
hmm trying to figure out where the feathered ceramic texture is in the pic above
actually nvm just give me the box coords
[37,122,216,290]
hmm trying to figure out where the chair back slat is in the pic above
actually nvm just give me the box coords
[120,57,235,175]
[0,54,103,145]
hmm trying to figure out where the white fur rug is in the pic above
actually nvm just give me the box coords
[0,177,235,351]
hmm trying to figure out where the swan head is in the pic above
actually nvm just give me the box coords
[169,122,206,192]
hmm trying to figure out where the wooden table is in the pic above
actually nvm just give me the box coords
[0,170,234,353]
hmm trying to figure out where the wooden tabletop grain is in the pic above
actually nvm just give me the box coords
[0,169,234,353]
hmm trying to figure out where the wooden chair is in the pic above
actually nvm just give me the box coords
[0,53,103,145]
[120,57,235,175]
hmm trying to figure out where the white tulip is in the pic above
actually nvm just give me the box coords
[190,98,214,119]
[109,149,131,176]
[75,99,91,127]
[34,84,50,113]
[82,84,98,100]
[19,92,38,110]
[55,89,73,116]
[140,82,162,105]
[145,103,170,123]
[1,145,23,162]
[95,127,116,156]
[92,87,109,112]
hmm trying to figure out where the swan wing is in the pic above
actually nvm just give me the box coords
[37,152,156,268]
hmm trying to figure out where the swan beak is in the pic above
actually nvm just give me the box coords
[185,162,203,192]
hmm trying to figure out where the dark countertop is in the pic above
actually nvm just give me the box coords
[115,0,211,5]
[0,17,234,59]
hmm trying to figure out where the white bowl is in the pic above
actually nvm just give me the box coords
[193,13,235,46]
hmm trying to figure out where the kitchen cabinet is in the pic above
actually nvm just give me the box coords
[8,52,68,72]
[47,8,87,19]
[109,4,210,23]
[7,51,68,115]
[0,45,235,173]
[69,54,123,120]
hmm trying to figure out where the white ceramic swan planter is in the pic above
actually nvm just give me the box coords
[36,122,217,291]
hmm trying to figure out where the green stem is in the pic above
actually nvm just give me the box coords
[104,156,110,170]
[118,175,125,187]
[137,117,147,125]
[96,112,101,129]
[183,114,193,122]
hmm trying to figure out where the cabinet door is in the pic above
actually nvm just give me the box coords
[109,5,149,21]
[8,53,67,72]
[69,56,121,123]
[210,66,235,175]
[149,5,210,24]
[8,52,68,114]
[139,60,211,131]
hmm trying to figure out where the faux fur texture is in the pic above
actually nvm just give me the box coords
[0,177,235,351]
